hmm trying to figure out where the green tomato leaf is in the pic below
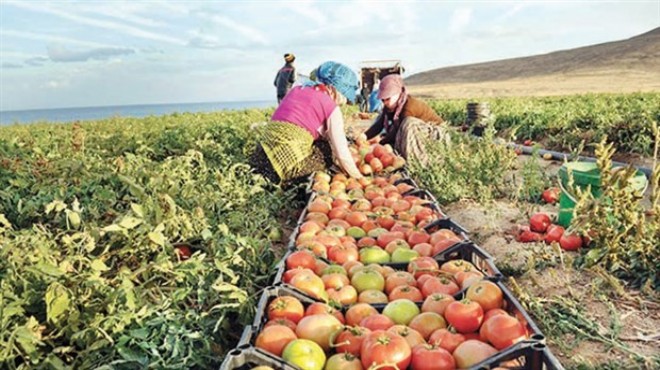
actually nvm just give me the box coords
[130,203,144,218]
[119,216,142,229]
[148,231,165,246]
[46,282,70,325]
[91,259,110,272]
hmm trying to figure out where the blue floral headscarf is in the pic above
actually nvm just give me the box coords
[304,61,359,103]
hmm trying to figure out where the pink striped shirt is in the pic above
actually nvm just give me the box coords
[271,86,337,140]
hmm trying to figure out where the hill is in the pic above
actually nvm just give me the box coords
[406,27,660,98]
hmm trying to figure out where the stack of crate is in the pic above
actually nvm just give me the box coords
[221,169,564,370]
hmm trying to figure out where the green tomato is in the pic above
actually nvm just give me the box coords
[281,339,326,370]
[383,299,421,325]
[359,247,390,264]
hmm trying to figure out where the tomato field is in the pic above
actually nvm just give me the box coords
[1,92,658,370]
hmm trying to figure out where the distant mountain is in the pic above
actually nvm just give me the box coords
[406,27,660,86]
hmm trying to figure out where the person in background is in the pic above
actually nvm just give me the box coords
[274,53,297,104]
[252,61,363,184]
[362,74,446,163]
[358,81,369,112]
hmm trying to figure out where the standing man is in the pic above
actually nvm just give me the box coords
[274,53,297,104]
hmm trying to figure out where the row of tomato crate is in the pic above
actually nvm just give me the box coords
[221,170,564,370]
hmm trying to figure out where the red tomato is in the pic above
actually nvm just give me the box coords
[345,303,378,327]
[544,224,565,244]
[263,318,297,331]
[389,285,424,302]
[286,250,316,270]
[529,213,552,233]
[267,296,304,323]
[560,232,583,251]
[305,302,345,324]
[174,245,191,260]
[408,257,440,279]
[407,312,447,340]
[385,271,417,295]
[361,330,412,370]
[542,187,560,204]
[255,325,297,357]
[421,277,460,298]
[387,325,426,349]
[517,229,544,243]
[421,293,456,316]
[466,280,503,311]
[444,300,484,333]
[333,326,371,356]
[360,313,396,331]
[411,344,456,370]
[407,229,431,246]
[428,328,466,353]
[483,314,528,350]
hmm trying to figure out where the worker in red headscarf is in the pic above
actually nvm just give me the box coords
[362,74,446,163]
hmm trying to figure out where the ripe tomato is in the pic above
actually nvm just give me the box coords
[263,318,297,331]
[544,224,565,244]
[385,271,417,294]
[529,213,552,233]
[267,296,304,323]
[517,229,544,243]
[421,293,456,316]
[408,257,440,279]
[411,344,455,370]
[483,314,528,350]
[361,330,412,370]
[542,187,560,204]
[305,302,345,324]
[466,280,503,311]
[444,299,484,333]
[559,232,583,251]
[421,277,460,297]
[387,325,426,349]
[255,325,297,357]
[286,250,317,270]
[333,326,371,356]
[389,285,424,302]
[407,312,447,340]
[174,245,191,260]
[428,327,466,353]
[360,313,396,331]
[345,303,378,327]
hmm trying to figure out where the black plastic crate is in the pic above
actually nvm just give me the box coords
[432,241,502,279]
[251,284,324,331]
[471,342,565,370]
[423,217,470,240]
[220,345,299,370]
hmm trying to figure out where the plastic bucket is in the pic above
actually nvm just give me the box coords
[557,162,648,227]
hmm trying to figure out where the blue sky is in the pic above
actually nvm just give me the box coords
[0,0,658,111]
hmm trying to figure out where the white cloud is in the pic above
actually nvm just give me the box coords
[4,0,187,45]
[449,7,472,35]
[1,29,116,48]
[205,14,269,45]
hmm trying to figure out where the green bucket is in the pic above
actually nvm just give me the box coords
[557,162,648,227]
